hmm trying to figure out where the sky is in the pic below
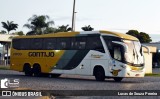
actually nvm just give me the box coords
[0,0,160,42]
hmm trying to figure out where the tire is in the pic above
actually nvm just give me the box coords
[50,74,61,78]
[113,77,123,82]
[33,64,41,77]
[94,67,105,81]
[23,64,32,76]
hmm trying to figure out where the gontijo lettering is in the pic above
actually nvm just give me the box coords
[28,52,54,57]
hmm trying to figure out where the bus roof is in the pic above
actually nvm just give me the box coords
[100,30,139,41]
[14,30,139,41]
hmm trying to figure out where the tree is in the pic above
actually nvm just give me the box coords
[81,25,94,31]
[1,21,18,34]
[55,25,72,32]
[126,30,139,38]
[139,32,152,43]
[14,31,24,36]
[126,30,152,43]
[43,27,57,34]
[0,30,7,34]
[24,15,54,35]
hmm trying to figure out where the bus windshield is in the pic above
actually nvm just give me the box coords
[103,36,144,66]
[123,40,144,66]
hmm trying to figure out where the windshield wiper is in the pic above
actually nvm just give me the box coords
[133,49,135,60]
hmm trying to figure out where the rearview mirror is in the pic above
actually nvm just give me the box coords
[142,45,150,54]
[112,41,128,53]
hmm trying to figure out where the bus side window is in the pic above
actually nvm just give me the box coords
[44,38,56,50]
[31,38,43,50]
[71,37,86,50]
[56,38,71,50]
[87,37,105,53]
[20,39,31,50]
[113,46,122,61]
[103,36,122,58]
[12,39,20,49]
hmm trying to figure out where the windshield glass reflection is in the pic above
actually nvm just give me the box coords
[123,40,144,65]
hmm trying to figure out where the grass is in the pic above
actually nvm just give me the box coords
[145,73,160,77]
[0,65,10,70]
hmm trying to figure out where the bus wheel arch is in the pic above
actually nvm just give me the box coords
[23,63,32,76]
[33,63,41,77]
[93,66,105,81]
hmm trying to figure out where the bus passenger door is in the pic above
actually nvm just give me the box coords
[75,50,91,75]
[76,59,91,75]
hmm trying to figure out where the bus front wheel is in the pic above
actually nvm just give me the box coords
[113,77,123,82]
[94,67,105,81]
[23,64,32,76]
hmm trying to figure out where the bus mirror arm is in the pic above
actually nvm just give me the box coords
[112,41,128,53]
[142,45,150,54]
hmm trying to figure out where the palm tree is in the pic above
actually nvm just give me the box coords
[81,25,94,31]
[24,15,54,35]
[55,24,72,32]
[1,21,18,34]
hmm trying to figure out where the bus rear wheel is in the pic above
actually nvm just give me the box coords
[33,64,41,77]
[113,77,123,82]
[94,67,105,81]
[23,64,32,76]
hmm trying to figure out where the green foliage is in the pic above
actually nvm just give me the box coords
[1,21,18,34]
[44,27,57,34]
[0,30,7,34]
[0,66,10,70]
[139,32,152,43]
[81,25,94,31]
[55,25,72,32]
[126,30,152,43]
[26,31,36,35]
[145,73,160,77]
[14,31,24,35]
[24,15,54,35]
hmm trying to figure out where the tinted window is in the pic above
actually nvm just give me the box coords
[56,38,71,50]
[44,38,56,50]
[20,39,31,50]
[30,38,43,50]
[113,45,122,61]
[87,37,104,53]
[103,36,122,54]
[103,36,125,62]
[71,37,86,50]
[13,36,105,51]
[12,39,31,50]
[12,39,20,49]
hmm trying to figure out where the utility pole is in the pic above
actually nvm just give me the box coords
[71,0,76,31]
[73,12,77,31]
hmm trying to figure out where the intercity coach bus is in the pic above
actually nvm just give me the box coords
[10,30,147,82]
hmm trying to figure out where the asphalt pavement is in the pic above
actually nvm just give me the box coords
[0,69,160,99]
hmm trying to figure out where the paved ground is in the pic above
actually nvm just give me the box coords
[153,68,160,74]
[0,69,160,99]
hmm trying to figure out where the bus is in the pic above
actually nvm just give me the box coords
[10,30,147,82]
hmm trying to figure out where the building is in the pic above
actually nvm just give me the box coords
[143,42,160,51]
[143,46,157,73]
[143,42,160,68]
[0,34,18,65]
